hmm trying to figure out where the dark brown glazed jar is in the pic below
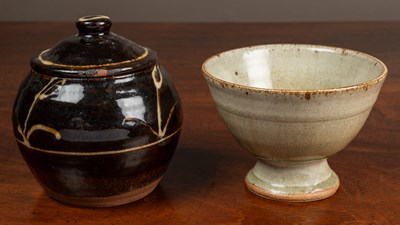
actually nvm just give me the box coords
[12,15,183,207]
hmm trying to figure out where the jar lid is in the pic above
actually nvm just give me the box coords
[31,15,157,77]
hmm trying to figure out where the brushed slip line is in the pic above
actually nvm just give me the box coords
[38,48,149,69]
[16,127,181,156]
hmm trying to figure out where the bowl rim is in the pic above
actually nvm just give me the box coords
[201,44,388,94]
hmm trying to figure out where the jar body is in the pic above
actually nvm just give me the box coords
[12,65,182,207]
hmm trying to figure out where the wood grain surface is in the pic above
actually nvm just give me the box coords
[0,22,399,224]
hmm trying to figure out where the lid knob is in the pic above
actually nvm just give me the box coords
[76,15,112,35]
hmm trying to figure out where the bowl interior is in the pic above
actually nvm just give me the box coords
[203,45,386,90]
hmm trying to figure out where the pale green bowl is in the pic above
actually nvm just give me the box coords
[202,44,387,202]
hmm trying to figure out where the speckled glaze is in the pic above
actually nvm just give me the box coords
[202,44,387,202]
[12,16,182,207]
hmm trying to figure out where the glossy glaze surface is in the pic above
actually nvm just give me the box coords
[202,44,387,201]
[12,16,182,207]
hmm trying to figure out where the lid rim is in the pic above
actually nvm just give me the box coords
[31,48,157,78]
[30,61,158,79]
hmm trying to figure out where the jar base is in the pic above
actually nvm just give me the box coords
[245,159,339,202]
[44,177,162,207]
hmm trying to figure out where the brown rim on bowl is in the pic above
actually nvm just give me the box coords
[201,44,388,95]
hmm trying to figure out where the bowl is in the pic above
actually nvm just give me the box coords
[202,44,387,202]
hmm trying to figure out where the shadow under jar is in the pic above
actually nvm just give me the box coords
[12,15,183,207]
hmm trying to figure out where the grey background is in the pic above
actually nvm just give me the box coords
[1,0,399,22]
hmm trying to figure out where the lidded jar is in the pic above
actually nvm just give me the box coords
[12,15,183,207]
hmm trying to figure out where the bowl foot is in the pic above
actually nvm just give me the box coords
[44,177,162,207]
[245,159,339,202]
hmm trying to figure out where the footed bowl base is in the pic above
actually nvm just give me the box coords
[245,159,339,202]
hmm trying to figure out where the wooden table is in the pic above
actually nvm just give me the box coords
[1,22,399,224]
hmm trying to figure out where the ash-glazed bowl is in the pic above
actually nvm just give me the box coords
[202,44,387,202]
[12,16,183,207]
